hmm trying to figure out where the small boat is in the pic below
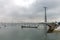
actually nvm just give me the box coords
[21,25,38,28]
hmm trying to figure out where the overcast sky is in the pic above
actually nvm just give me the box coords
[0,0,60,23]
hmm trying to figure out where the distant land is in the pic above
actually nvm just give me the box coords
[0,17,44,23]
[0,17,58,23]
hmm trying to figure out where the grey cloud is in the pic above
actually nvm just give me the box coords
[0,0,60,22]
[31,0,59,20]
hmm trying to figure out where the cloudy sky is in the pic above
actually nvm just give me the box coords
[0,0,60,23]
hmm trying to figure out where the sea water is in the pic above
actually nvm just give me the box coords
[0,23,59,40]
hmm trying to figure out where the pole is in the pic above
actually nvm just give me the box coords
[44,7,47,22]
[44,7,47,40]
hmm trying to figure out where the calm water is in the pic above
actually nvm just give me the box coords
[0,23,59,40]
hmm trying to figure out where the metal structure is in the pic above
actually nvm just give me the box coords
[44,7,47,22]
[44,7,47,40]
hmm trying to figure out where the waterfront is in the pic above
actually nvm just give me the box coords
[0,23,60,40]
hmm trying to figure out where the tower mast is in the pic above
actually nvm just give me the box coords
[44,7,47,22]
[44,7,47,40]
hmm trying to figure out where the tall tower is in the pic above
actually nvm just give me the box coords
[44,7,47,40]
[44,7,47,22]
